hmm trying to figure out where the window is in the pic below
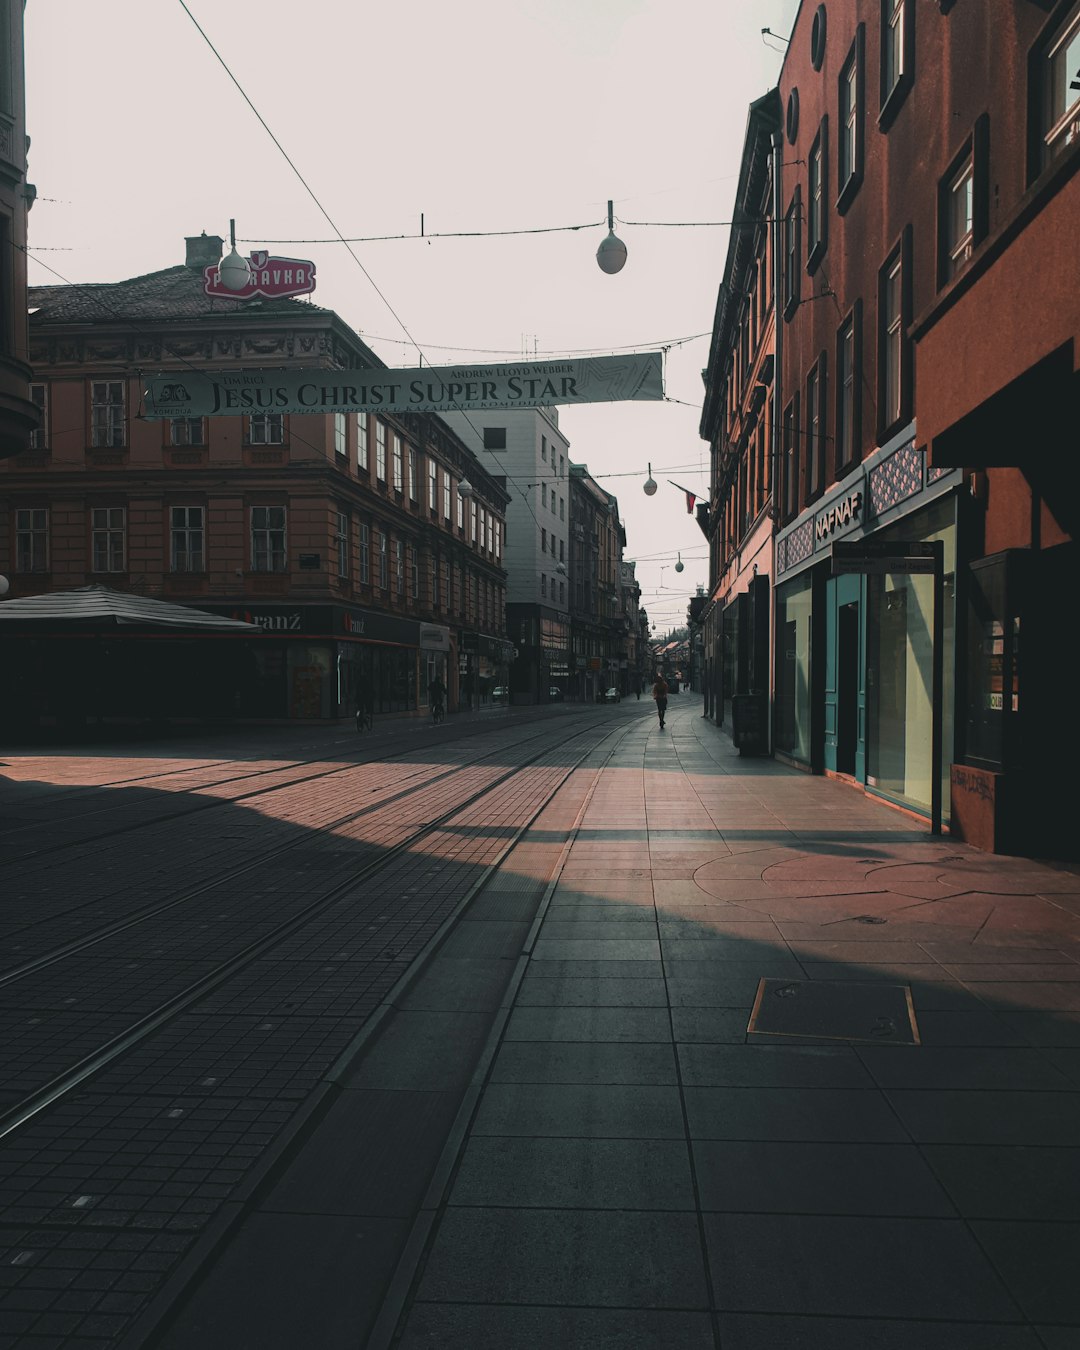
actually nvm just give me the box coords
[29,383,47,450]
[408,446,418,500]
[410,544,419,599]
[359,521,370,585]
[378,532,389,589]
[470,499,477,544]
[395,538,405,596]
[249,413,284,445]
[358,415,369,471]
[938,116,989,287]
[943,157,974,279]
[782,399,800,521]
[431,553,440,607]
[91,381,125,449]
[170,417,205,447]
[171,506,204,573]
[559,497,565,521]
[559,581,565,605]
[251,506,286,572]
[495,521,502,560]
[392,432,403,491]
[1041,3,1080,165]
[559,538,565,562]
[783,190,801,320]
[882,254,903,430]
[806,355,827,498]
[542,483,547,508]
[559,455,564,477]
[334,413,347,459]
[880,0,913,125]
[92,506,126,572]
[541,436,547,460]
[483,426,506,450]
[836,303,862,471]
[428,459,437,510]
[807,118,828,270]
[837,26,865,212]
[443,472,451,520]
[334,510,349,578]
[375,420,387,481]
[542,527,547,554]
[15,508,48,573]
[541,572,547,598]
[878,229,912,436]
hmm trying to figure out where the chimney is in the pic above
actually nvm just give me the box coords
[185,232,224,270]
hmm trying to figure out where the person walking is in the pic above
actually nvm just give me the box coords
[428,672,447,725]
[652,672,669,729]
[355,674,374,732]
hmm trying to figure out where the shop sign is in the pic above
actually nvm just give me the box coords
[203,250,316,301]
[143,352,664,419]
[230,608,305,631]
[298,553,321,570]
[815,489,863,542]
[549,664,570,676]
[588,657,602,670]
[420,624,451,652]
[342,613,366,635]
[832,539,940,575]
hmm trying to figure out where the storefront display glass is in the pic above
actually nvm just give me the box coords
[865,497,956,818]
[775,571,814,765]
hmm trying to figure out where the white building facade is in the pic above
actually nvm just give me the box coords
[440,407,572,701]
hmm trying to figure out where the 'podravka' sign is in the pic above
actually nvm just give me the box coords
[203,250,316,300]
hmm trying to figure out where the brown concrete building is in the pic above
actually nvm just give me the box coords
[0,235,509,724]
[0,0,39,460]
[700,89,780,748]
[568,465,627,701]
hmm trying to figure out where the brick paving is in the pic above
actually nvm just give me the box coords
[0,708,623,1347]
[4,697,1080,1347]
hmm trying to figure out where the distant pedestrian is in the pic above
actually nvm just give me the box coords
[652,674,669,729]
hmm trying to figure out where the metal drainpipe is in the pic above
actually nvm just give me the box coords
[769,125,784,758]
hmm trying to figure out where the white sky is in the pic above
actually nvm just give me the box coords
[26,0,798,634]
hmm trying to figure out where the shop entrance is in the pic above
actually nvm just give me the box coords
[824,573,865,780]
[836,601,860,776]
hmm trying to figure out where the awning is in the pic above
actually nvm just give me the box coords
[0,586,261,631]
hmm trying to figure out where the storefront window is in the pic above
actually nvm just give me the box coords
[865,497,955,817]
[775,570,813,764]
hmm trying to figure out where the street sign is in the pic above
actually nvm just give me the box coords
[832,540,939,575]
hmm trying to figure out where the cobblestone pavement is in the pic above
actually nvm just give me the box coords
[4,696,1080,1349]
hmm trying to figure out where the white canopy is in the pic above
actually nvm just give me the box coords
[0,586,260,631]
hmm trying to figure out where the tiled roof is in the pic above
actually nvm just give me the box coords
[28,265,333,325]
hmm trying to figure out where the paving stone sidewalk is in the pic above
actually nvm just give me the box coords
[394,694,1080,1350]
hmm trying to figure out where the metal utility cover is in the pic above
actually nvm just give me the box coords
[748,978,920,1045]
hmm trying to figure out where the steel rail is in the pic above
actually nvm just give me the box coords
[0,715,626,1142]
[0,716,600,989]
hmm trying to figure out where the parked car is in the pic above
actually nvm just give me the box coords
[491,686,509,701]
[603,687,621,703]
[548,686,563,700]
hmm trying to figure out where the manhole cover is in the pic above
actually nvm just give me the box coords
[748,978,920,1044]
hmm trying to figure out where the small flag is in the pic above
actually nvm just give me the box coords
[685,492,696,514]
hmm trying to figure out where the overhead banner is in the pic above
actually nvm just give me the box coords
[142,352,664,420]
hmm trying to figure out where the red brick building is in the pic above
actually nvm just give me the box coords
[0,234,510,724]
[705,0,1078,852]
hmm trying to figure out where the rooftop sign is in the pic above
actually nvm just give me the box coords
[143,352,664,418]
[203,250,316,300]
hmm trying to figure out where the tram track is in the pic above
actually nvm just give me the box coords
[0,714,602,971]
[0,709,600,868]
[0,712,633,1143]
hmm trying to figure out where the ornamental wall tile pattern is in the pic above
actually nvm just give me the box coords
[868,442,923,517]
